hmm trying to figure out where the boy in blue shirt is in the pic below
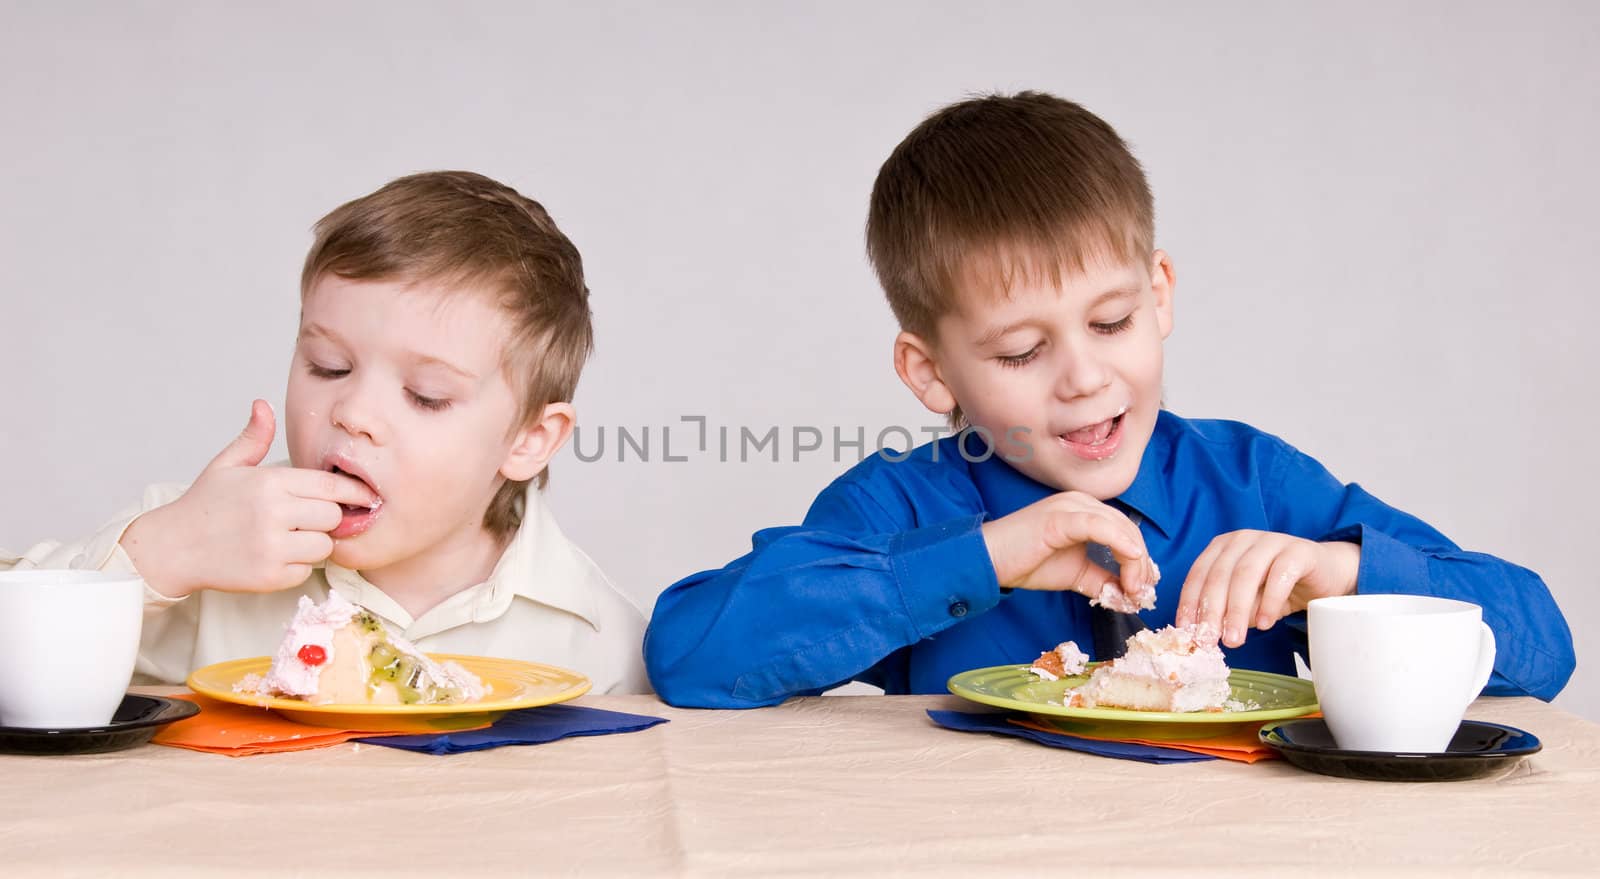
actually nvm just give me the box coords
[644,92,1575,708]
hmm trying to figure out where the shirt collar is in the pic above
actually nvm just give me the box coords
[962,411,1177,538]
[963,429,1054,518]
[488,487,605,630]
[323,484,605,634]
[1112,409,1177,538]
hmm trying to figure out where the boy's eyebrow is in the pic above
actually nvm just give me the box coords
[974,286,1140,347]
[299,323,479,381]
[298,322,341,344]
[410,353,480,382]
[975,319,1041,348]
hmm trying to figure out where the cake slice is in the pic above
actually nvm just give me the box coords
[237,592,486,705]
[1029,624,1233,713]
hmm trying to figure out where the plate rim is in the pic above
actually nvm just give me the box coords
[1258,717,1543,760]
[186,653,592,716]
[947,662,1319,723]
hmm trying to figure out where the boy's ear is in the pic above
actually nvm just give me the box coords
[500,402,577,482]
[894,331,959,416]
[1151,249,1176,339]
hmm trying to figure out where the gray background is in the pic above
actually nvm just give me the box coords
[3,2,1594,718]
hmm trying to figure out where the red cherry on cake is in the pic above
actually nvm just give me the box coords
[297,644,327,666]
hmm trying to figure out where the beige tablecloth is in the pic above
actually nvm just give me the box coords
[5,693,1598,876]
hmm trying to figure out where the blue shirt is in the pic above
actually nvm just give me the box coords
[644,411,1575,707]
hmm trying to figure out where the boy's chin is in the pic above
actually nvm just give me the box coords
[1022,457,1138,500]
[327,539,381,572]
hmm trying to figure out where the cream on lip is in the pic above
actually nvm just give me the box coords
[321,448,382,500]
[320,443,385,519]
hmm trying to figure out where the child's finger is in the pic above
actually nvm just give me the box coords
[1116,548,1153,606]
[283,468,381,508]
[1061,552,1139,608]
[1090,503,1156,606]
[1040,509,1145,563]
[1054,494,1144,555]
[1197,539,1250,641]
[1078,564,1127,603]
[1099,502,1148,563]
[204,399,276,472]
[1255,553,1307,631]
[282,563,314,588]
[1009,548,1119,596]
[1143,555,1161,593]
[283,530,335,565]
[1176,538,1227,626]
[286,498,344,535]
[1221,544,1278,647]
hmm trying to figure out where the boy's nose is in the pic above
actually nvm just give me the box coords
[328,391,387,445]
[1052,348,1112,400]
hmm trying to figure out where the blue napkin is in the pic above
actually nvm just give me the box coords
[357,704,668,755]
[927,710,1215,764]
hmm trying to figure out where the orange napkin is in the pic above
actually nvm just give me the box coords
[151,694,489,757]
[1007,716,1280,763]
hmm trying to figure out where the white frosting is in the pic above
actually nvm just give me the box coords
[1077,623,1232,712]
[255,592,362,697]
[1054,641,1090,676]
[1028,640,1091,681]
[1089,557,1160,614]
[1090,581,1157,613]
[1110,624,1227,686]
[428,658,490,701]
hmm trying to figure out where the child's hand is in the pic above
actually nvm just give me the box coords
[980,492,1157,608]
[1174,531,1360,647]
[120,400,380,599]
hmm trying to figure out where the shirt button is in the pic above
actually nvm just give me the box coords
[949,600,970,618]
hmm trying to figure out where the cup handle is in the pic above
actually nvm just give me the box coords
[1465,621,1496,708]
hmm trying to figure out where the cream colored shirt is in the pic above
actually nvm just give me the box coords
[1,479,649,694]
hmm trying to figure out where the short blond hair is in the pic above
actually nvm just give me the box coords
[867,91,1154,340]
[301,170,593,539]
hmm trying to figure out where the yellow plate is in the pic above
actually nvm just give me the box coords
[948,662,1318,742]
[187,654,591,732]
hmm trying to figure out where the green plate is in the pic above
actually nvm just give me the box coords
[948,663,1319,742]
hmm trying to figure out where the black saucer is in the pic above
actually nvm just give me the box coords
[1259,718,1541,782]
[0,694,201,756]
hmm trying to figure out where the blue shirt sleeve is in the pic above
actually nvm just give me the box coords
[643,466,1001,708]
[1263,438,1575,700]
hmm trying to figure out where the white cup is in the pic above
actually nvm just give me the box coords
[1308,594,1495,753]
[0,570,144,728]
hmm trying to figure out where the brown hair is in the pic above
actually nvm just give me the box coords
[866,91,1154,341]
[301,170,593,539]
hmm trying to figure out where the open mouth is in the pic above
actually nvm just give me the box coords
[1058,409,1126,461]
[328,464,383,539]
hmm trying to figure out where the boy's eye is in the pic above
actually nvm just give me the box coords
[306,363,349,379]
[1092,314,1135,334]
[996,345,1042,368]
[407,390,452,412]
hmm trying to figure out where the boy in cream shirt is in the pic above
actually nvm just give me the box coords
[3,171,647,694]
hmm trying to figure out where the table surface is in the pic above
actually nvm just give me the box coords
[6,692,1599,877]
